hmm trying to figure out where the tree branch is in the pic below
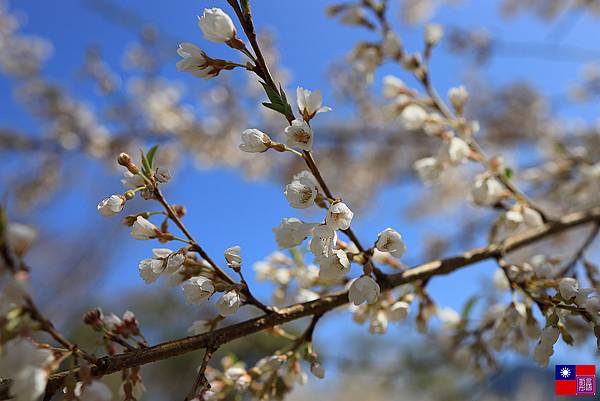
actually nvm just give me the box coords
[31,206,599,396]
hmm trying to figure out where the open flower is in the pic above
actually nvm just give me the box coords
[239,129,272,153]
[326,202,354,230]
[182,276,215,304]
[224,245,242,269]
[121,171,145,189]
[130,216,160,240]
[310,224,337,261]
[97,195,125,217]
[471,175,504,206]
[74,380,112,401]
[216,290,240,316]
[318,249,350,280]
[138,249,184,284]
[375,228,406,257]
[198,8,236,43]
[559,278,579,301]
[438,137,470,166]
[349,276,380,305]
[272,218,316,249]
[176,43,213,79]
[0,338,54,401]
[284,172,318,209]
[296,86,331,120]
[284,119,313,151]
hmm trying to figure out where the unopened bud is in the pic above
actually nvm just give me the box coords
[118,152,132,167]
[82,307,104,331]
[172,205,186,218]
[124,190,135,200]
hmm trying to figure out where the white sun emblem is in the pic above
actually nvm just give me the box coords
[560,367,571,378]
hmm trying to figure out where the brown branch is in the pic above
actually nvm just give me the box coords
[184,345,218,401]
[25,298,98,365]
[33,206,600,396]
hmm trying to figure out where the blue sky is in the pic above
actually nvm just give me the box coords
[2,0,599,372]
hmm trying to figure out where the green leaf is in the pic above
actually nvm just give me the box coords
[262,102,286,114]
[140,149,151,176]
[461,295,478,320]
[146,145,159,170]
[504,167,513,179]
[260,81,282,105]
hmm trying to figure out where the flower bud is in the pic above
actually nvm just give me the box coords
[118,152,132,167]
[82,307,104,331]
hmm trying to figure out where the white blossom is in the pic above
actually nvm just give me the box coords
[493,268,510,291]
[296,265,319,288]
[74,380,112,401]
[284,172,318,209]
[198,8,236,43]
[130,216,159,240]
[382,75,406,98]
[400,104,427,130]
[522,207,544,228]
[414,157,443,185]
[369,309,388,334]
[0,338,53,401]
[319,249,350,280]
[375,228,406,257]
[382,31,403,59]
[438,137,470,166]
[309,224,337,260]
[389,301,410,321]
[425,23,444,45]
[138,248,184,284]
[273,268,292,285]
[97,195,125,217]
[559,278,579,301]
[533,325,559,367]
[224,245,242,269]
[138,257,163,284]
[253,262,273,282]
[101,314,122,332]
[182,276,215,304]
[217,290,240,316]
[239,129,271,153]
[176,43,211,79]
[225,366,246,381]
[437,307,461,329]
[296,86,331,119]
[348,276,380,305]
[284,119,313,150]
[326,202,354,230]
[272,218,316,248]
[505,209,524,229]
[448,85,468,111]
[471,175,504,206]
[121,171,145,189]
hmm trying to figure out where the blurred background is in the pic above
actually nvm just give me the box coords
[1,0,600,399]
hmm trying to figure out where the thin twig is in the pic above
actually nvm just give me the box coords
[185,345,218,401]
[153,186,271,313]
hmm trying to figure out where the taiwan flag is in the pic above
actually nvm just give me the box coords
[555,365,596,396]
